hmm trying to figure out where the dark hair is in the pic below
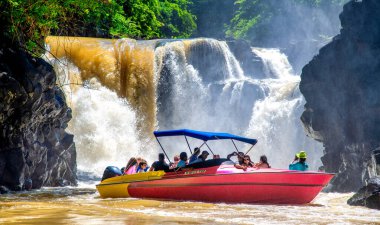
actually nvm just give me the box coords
[194,147,200,154]
[260,155,271,168]
[299,158,306,163]
[125,157,137,171]
[180,152,187,160]
[244,155,253,167]
[139,160,147,167]
[201,150,209,155]
[260,155,268,163]
[158,153,165,161]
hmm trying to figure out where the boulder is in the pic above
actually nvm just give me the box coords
[347,177,380,210]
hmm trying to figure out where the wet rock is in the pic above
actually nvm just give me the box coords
[227,39,265,78]
[300,0,380,192]
[23,178,32,191]
[0,185,10,194]
[0,40,77,191]
[347,177,380,210]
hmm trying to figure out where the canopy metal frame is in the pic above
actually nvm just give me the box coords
[154,129,257,163]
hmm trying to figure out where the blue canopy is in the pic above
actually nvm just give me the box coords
[153,129,257,145]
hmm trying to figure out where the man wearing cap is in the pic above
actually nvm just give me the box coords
[289,151,309,171]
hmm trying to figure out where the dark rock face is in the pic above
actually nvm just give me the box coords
[300,0,380,192]
[0,42,77,191]
[347,176,380,210]
[226,39,265,78]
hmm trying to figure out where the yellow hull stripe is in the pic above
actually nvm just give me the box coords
[96,171,165,198]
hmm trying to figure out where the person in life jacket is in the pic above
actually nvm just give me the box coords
[289,151,309,171]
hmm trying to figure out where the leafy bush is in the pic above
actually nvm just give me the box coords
[0,0,196,54]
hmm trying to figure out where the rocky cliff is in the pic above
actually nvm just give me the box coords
[0,41,76,192]
[300,0,380,192]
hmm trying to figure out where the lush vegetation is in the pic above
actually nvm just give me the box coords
[0,0,349,54]
[0,0,195,53]
[226,0,349,46]
[189,0,235,39]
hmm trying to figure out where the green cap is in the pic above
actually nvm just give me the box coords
[298,151,307,159]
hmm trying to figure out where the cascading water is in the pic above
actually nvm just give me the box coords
[45,36,323,176]
[155,43,323,169]
[156,39,259,135]
[246,48,323,169]
[45,59,144,176]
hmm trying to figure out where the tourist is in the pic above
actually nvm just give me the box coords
[189,147,201,163]
[170,155,180,169]
[254,155,270,168]
[190,150,210,164]
[177,152,188,168]
[234,155,253,171]
[289,151,308,171]
[149,153,169,171]
[136,160,148,173]
[227,151,245,165]
[124,157,138,175]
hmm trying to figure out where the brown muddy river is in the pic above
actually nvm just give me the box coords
[0,186,379,225]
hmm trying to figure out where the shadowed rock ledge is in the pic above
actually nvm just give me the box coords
[0,41,77,192]
[347,176,380,209]
[300,0,380,193]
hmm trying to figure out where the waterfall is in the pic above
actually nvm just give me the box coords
[246,48,323,168]
[155,43,322,168]
[155,39,260,136]
[46,36,323,174]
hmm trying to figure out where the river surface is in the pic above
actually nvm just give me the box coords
[1,185,379,225]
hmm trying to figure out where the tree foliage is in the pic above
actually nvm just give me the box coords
[189,0,235,38]
[0,0,350,54]
[226,0,349,46]
[0,0,196,54]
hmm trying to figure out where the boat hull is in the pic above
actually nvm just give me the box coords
[97,169,333,204]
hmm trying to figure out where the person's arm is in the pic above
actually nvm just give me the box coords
[227,152,236,160]
[149,162,156,171]
[291,155,299,164]
[234,164,247,171]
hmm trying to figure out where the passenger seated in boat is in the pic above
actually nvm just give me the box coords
[254,155,271,168]
[234,155,253,171]
[289,151,309,171]
[189,147,201,163]
[177,152,188,168]
[190,150,209,164]
[136,159,149,173]
[227,151,245,165]
[149,153,169,171]
[124,157,138,175]
[170,155,180,169]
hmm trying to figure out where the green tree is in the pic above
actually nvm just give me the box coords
[0,0,196,54]
[159,0,196,38]
[189,0,235,38]
[122,0,196,39]
[1,0,131,53]
[226,0,348,46]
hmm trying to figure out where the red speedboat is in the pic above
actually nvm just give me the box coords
[96,129,334,204]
